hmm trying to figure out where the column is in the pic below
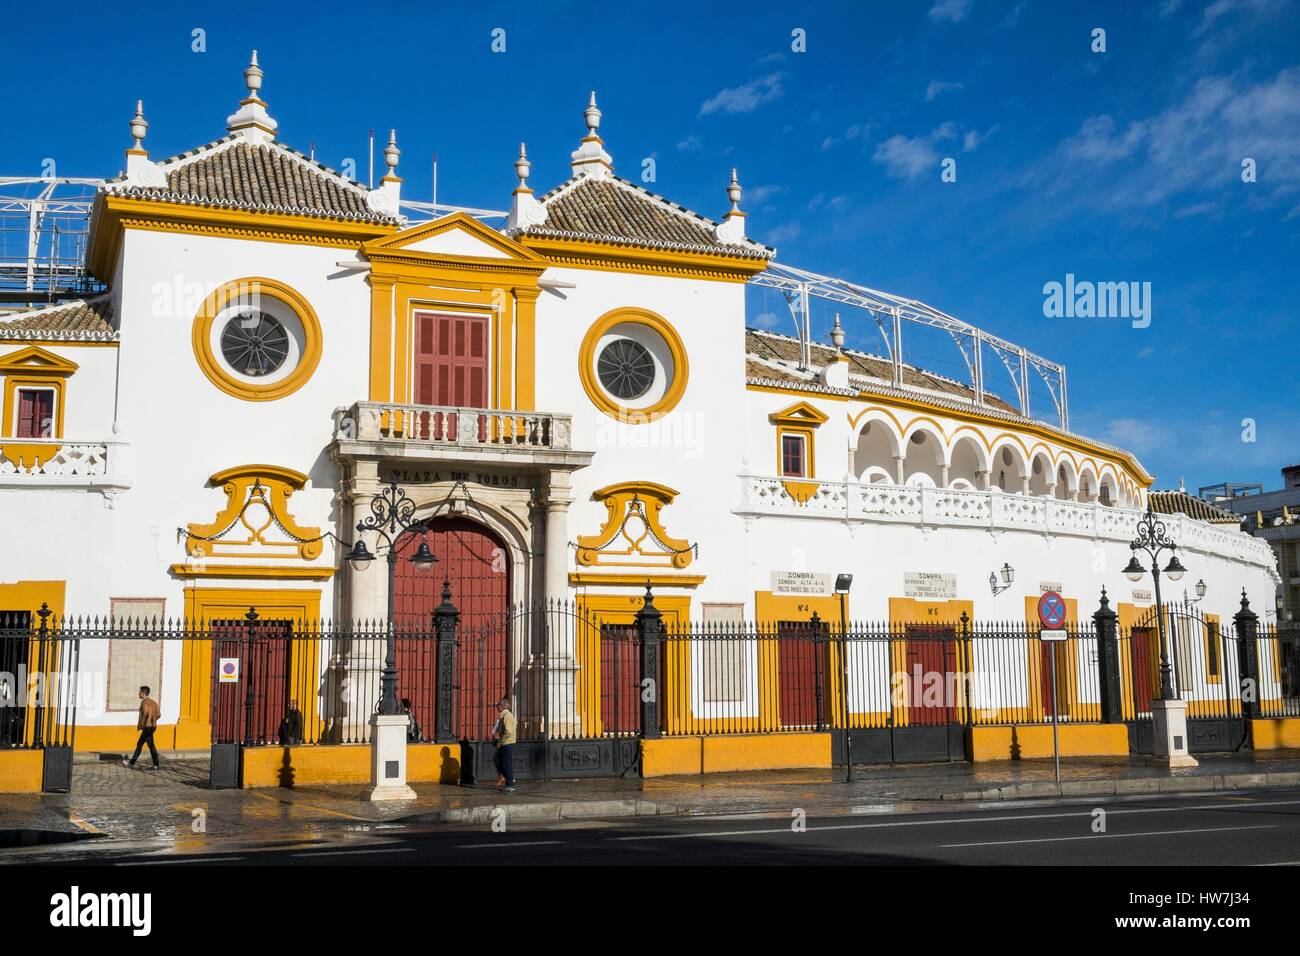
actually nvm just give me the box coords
[542,469,580,736]
[339,458,386,739]
[894,455,906,485]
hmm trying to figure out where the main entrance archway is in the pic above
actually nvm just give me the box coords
[394,516,511,740]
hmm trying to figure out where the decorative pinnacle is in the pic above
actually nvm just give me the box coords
[383,129,400,174]
[244,50,264,101]
[831,313,845,350]
[584,91,602,135]
[515,143,531,187]
[129,100,148,150]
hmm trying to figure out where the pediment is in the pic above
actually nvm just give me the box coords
[768,401,829,427]
[363,212,547,265]
[0,345,79,376]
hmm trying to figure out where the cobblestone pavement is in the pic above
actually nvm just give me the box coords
[4,748,1300,863]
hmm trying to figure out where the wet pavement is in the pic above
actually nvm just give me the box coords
[4,748,1300,862]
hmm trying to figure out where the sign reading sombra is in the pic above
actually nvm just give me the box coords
[771,571,833,595]
[904,572,957,600]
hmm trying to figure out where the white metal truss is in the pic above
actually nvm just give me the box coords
[0,177,105,300]
[749,260,1069,430]
[398,199,507,220]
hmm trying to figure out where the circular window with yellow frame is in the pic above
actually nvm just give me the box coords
[192,277,322,402]
[579,307,688,422]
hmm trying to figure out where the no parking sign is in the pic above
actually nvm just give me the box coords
[1037,591,1068,638]
[218,658,240,683]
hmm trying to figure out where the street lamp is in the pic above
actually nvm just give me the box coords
[1125,506,1186,702]
[349,479,439,717]
[834,573,853,784]
[988,563,1015,596]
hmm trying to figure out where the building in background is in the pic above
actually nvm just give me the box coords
[1204,466,1300,621]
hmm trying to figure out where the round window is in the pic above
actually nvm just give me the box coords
[220,311,290,377]
[597,338,656,400]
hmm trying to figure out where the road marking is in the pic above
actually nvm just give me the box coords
[290,847,416,857]
[453,840,566,849]
[120,857,245,865]
[941,824,1277,849]
[608,797,1300,842]
[1256,860,1300,866]
[68,815,103,834]
[247,790,371,822]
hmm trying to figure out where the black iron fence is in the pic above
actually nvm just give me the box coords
[3,590,1295,771]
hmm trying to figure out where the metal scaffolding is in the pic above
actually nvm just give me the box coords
[749,260,1069,430]
[0,177,107,309]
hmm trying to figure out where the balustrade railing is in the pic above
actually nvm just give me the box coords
[334,401,572,451]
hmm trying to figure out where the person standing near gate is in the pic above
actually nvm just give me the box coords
[128,686,160,770]
[491,697,516,791]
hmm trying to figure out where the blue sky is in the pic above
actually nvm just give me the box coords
[3,0,1297,491]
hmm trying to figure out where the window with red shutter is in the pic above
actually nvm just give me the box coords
[15,389,55,439]
[781,434,806,478]
[414,312,489,408]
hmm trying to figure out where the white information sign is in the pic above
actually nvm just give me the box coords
[218,658,240,683]
[771,571,834,596]
[904,572,957,600]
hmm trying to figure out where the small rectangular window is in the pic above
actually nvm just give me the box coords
[781,433,806,478]
[1206,621,1220,679]
[15,388,54,438]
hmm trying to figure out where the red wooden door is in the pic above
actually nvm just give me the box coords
[1130,626,1157,713]
[778,620,826,728]
[600,624,639,735]
[393,517,509,740]
[1038,638,1068,720]
[904,625,956,725]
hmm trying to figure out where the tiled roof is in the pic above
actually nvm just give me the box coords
[0,297,116,340]
[1149,490,1242,525]
[512,174,773,259]
[107,138,397,224]
[746,328,1018,412]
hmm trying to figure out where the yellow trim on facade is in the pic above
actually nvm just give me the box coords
[89,194,395,282]
[578,307,689,422]
[0,346,77,446]
[184,463,324,561]
[191,277,323,402]
[575,481,695,569]
[518,235,769,283]
[887,596,976,728]
[1024,595,1082,722]
[170,563,335,581]
[569,572,706,588]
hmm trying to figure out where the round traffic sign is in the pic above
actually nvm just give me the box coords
[1038,591,1067,630]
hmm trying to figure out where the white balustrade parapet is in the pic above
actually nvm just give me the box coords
[0,438,132,504]
[334,402,572,450]
[736,473,1278,573]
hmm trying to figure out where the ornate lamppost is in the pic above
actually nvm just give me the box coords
[1123,506,1187,701]
[345,479,439,717]
[1122,504,1197,768]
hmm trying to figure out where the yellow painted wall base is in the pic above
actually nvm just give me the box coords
[641,733,832,777]
[968,723,1129,761]
[1249,718,1300,750]
[239,743,462,788]
[0,749,44,792]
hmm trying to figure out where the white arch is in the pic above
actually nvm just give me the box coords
[989,437,1030,493]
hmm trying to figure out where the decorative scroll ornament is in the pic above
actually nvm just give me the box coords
[576,481,696,569]
[183,464,323,560]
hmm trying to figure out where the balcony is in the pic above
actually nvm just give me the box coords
[0,438,132,503]
[331,401,590,470]
[735,473,1279,573]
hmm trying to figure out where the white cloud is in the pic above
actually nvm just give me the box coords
[1050,68,1300,213]
[764,221,802,243]
[963,126,998,152]
[745,184,785,207]
[1192,0,1283,39]
[700,73,784,116]
[925,80,964,102]
[752,311,781,329]
[676,134,703,152]
[1159,0,1184,16]
[873,123,963,178]
[929,0,973,23]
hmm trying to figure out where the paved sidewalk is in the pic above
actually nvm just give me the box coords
[3,748,1300,858]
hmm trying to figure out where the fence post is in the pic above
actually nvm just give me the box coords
[959,611,974,726]
[433,580,459,743]
[1093,587,1123,723]
[243,607,258,747]
[811,611,825,731]
[636,584,662,740]
[33,603,50,748]
[1234,590,1261,721]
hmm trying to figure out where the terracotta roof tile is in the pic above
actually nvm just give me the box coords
[1149,490,1242,525]
[0,298,116,340]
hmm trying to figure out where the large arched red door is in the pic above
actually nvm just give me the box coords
[393,517,510,740]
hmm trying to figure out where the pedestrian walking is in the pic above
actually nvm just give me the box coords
[129,685,161,770]
[491,697,516,791]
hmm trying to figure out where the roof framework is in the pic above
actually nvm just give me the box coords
[0,177,107,306]
[749,260,1069,430]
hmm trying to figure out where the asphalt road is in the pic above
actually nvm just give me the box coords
[49,788,1300,866]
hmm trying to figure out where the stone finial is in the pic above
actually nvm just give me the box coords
[514,143,532,193]
[715,168,749,244]
[244,50,265,102]
[831,313,846,350]
[727,168,743,214]
[382,129,401,181]
[129,100,148,153]
[227,50,278,141]
[571,91,613,177]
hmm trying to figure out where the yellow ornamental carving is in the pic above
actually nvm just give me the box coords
[576,481,695,570]
[185,464,323,561]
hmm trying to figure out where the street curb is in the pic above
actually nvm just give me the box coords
[942,770,1300,801]
[405,798,679,826]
